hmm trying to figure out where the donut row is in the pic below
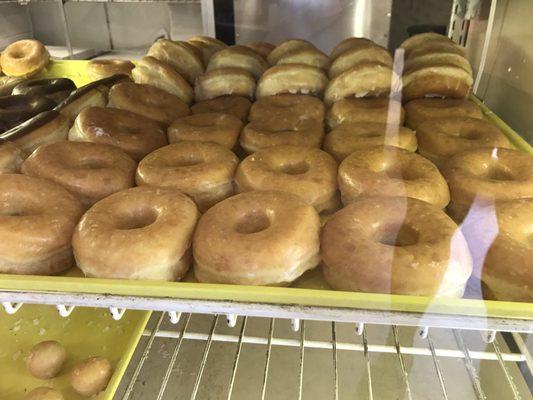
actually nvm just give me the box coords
[0,35,531,303]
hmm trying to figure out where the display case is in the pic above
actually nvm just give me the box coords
[0,0,532,399]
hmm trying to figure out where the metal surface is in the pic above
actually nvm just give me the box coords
[233,0,392,52]
[2,290,533,333]
[114,313,533,399]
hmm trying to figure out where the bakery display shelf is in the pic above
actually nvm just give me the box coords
[1,60,533,334]
[0,303,150,400]
[114,312,533,400]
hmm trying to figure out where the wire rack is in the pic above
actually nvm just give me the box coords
[114,312,533,400]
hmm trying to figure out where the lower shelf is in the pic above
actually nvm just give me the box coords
[115,312,533,400]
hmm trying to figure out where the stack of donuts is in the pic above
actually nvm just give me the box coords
[0,34,531,303]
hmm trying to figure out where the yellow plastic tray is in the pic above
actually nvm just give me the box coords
[1,59,531,322]
[0,304,150,400]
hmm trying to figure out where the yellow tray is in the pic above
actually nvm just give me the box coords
[1,59,531,322]
[0,304,150,400]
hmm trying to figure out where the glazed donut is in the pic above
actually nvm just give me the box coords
[73,186,199,281]
[408,41,466,60]
[404,53,472,77]
[256,64,328,98]
[240,118,324,153]
[416,117,510,167]
[207,45,268,80]
[276,47,330,70]
[195,67,256,101]
[22,141,136,207]
[168,113,242,149]
[338,146,450,208]
[131,56,194,104]
[69,107,167,161]
[399,32,454,57]
[326,98,405,129]
[0,94,56,132]
[0,40,49,78]
[147,39,204,84]
[482,199,533,302]
[249,94,325,124]
[328,45,392,79]
[235,145,338,212]
[0,76,25,96]
[136,141,238,211]
[330,37,373,60]
[193,190,321,285]
[442,148,533,221]
[402,65,473,102]
[0,140,25,173]
[245,41,275,59]
[12,78,76,103]
[324,122,417,161]
[404,98,482,129]
[55,74,130,120]
[87,59,135,80]
[267,39,315,65]
[321,197,472,296]
[191,95,251,122]
[324,62,393,106]
[188,36,227,64]
[108,82,190,126]
[1,110,70,153]
[0,174,83,275]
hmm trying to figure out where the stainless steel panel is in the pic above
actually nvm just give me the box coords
[233,0,392,52]
[0,3,32,49]
[466,0,533,142]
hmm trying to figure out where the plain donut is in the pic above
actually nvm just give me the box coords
[168,112,243,149]
[69,107,167,161]
[326,98,405,129]
[0,174,83,275]
[323,122,417,161]
[136,141,238,211]
[22,141,136,207]
[416,117,510,167]
[147,39,204,84]
[87,59,135,80]
[0,40,49,77]
[108,82,190,126]
[267,39,315,65]
[207,45,268,80]
[338,145,450,208]
[193,190,321,285]
[191,95,251,122]
[195,67,256,101]
[235,145,338,212]
[404,98,482,129]
[321,197,472,296]
[256,64,328,98]
[442,147,533,221]
[73,186,199,281]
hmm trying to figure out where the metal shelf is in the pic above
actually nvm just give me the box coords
[114,312,533,399]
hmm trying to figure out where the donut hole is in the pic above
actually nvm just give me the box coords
[115,208,158,230]
[457,128,482,140]
[486,165,515,181]
[383,164,420,180]
[76,159,109,170]
[278,161,310,175]
[235,210,271,234]
[375,223,419,247]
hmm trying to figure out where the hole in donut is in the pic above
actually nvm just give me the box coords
[278,161,310,175]
[457,129,482,140]
[0,209,26,217]
[9,51,25,59]
[383,165,420,181]
[235,211,271,234]
[486,165,514,181]
[76,159,108,170]
[359,132,383,138]
[376,223,419,247]
[115,208,158,230]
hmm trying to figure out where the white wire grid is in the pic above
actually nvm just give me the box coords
[114,312,533,400]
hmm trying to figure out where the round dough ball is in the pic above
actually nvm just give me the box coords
[25,341,66,379]
[70,356,112,397]
[24,387,64,400]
